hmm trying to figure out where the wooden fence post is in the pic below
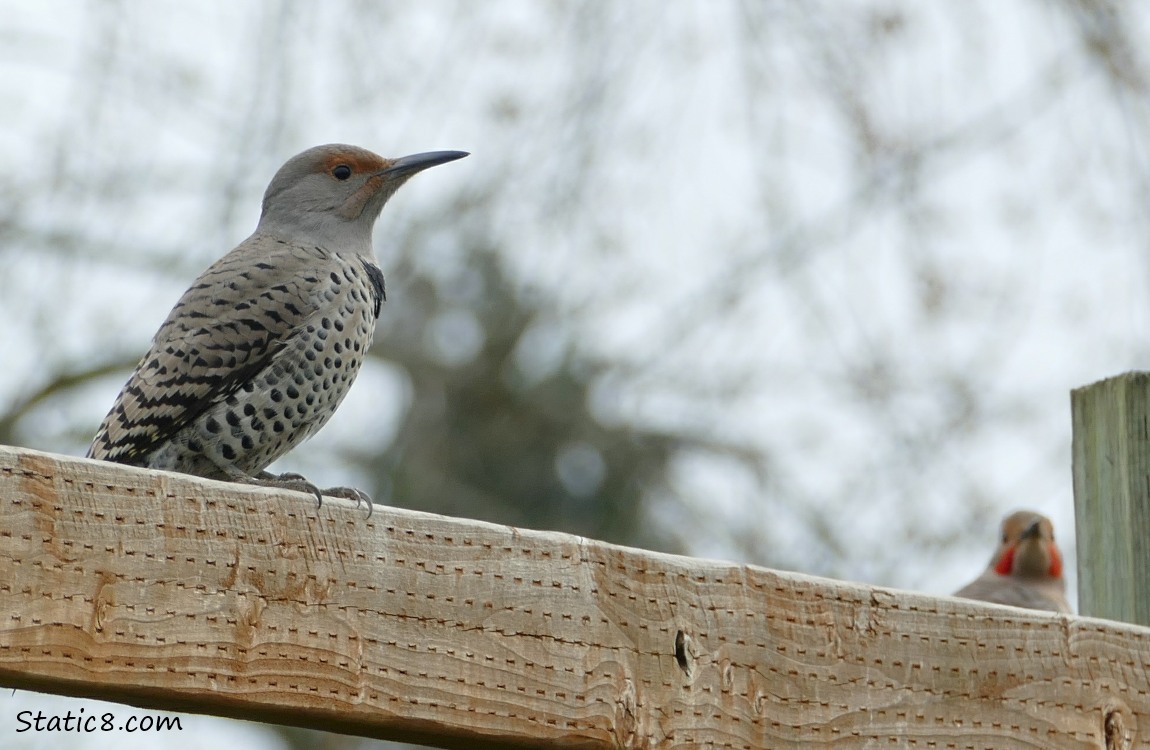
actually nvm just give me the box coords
[1071,371,1150,624]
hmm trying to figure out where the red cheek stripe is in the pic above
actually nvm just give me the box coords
[994,546,1016,575]
[1048,544,1063,577]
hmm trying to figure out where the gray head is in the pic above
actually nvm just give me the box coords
[256,143,468,252]
[989,510,1064,581]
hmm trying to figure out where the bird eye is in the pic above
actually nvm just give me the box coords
[1001,533,1009,543]
[332,165,352,180]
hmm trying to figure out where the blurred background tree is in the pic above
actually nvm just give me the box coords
[4,0,1150,748]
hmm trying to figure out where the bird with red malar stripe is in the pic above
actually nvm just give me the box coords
[953,510,1071,613]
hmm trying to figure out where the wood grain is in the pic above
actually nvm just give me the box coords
[0,445,1144,749]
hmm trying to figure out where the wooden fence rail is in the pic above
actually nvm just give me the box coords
[0,442,1144,749]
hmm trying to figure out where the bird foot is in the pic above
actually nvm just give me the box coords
[322,486,375,518]
[247,471,323,507]
[250,472,373,517]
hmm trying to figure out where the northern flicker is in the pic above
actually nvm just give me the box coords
[88,144,468,512]
[952,510,1071,613]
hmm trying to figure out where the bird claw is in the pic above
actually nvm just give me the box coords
[247,472,373,517]
[320,486,375,518]
[247,471,323,507]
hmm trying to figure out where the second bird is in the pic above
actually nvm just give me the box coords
[952,509,1071,613]
[87,144,469,510]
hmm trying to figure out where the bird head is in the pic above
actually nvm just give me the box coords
[257,144,468,252]
[991,510,1063,580]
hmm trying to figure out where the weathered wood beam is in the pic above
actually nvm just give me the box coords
[1,445,1145,749]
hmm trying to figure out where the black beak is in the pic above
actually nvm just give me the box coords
[1021,519,1043,540]
[384,150,469,175]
